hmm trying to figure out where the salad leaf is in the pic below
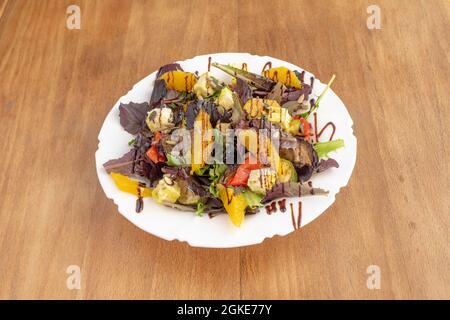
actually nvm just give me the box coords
[186,100,232,130]
[161,201,196,212]
[208,163,228,196]
[164,90,179,101]
[212,128,224,146]
[194,165,210,175]
[266,82,285,103]
[231,92,246,125]
[103,149,137,176]
[209,163,227,181]
[314,139,345,159]
[317,158,339,173]
[135,160,164,186]
[234,78,252,105]
[306,74,336,117]
[161,166,190,179]
[296,164,315,183]
[242,189,263,209]
[262,182,329,203]
[212,63,275,91]
[205,88,222,101]
[283,84,312,102]
[166,153,189,167]
[196,201,205,216]
[209,184,219,197]
[119,102,150,135]
[149,79,168,107]
[156,63,183,79]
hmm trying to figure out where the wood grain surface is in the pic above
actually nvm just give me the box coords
[0,0,449,300]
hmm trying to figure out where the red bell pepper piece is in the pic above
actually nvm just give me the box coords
[294,117,311,141]
[146,132,166,163]
[226,156,263,186]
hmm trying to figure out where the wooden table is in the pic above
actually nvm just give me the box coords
[0,0,448,299]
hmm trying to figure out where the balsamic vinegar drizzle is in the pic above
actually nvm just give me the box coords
[313,112,336,142]
[272,70,279,82]
[265,201,277,215]
[289,202,303,230]
[286,70,291,86]
[299,70,305,82]
[135,197,143,213]
[266,198,302,231]
[297,202,302,229]
[261,61,272,75]
[135,182,146,213]
[277,199,287,212]
[225,188,234,205]
[290,203,296,229]
[184,75,189,92]
[308,181,315,195]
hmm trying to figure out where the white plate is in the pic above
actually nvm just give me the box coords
[95,53,357,248]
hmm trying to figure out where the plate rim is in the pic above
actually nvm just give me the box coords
[95,52,357,248]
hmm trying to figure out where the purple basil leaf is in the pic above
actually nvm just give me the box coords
[103,149,137,176]
[149,79,167,107]
[262,182,328,203]
[283,84,312,102]
[296,164,314,182]
[119,102,150,135]
[164,89,179,101]
[156,63,183,79]
[234,78,252,105]
[317,158,339,173]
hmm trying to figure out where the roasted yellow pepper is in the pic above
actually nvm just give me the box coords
[110,173,152,197]
[191,110,213,174]
[158,71,197,92]
[243,98,292,130]
[236,127,281,176]
[263,66,302,89]
[217,184,248,227]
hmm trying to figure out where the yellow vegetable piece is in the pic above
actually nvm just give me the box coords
[193,72,216,98]
[277,159,298,183]
[191,110,213,174]
[110,173,152,197]
[235,125,281,175]
[243,98,292,130]
[254,130,282,176]
[288,118,302,135]
[217,184,247,227]
[152,176,180,203]
[158,71,197,92]
[243,98,265,118]
[267,137,282,176]
[263,66,302,89]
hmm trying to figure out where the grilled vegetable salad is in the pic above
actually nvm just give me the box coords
[103,60,344,227]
